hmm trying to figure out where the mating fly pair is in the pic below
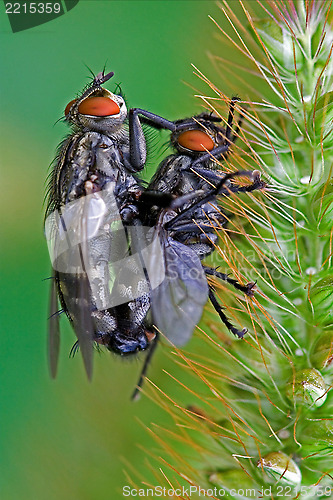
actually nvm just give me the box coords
[45,70,264,396]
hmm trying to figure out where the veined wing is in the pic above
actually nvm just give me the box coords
[45,182,119,378]
[48,270,61,378]
[150,226,209,346]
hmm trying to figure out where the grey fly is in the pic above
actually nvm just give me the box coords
[128,100,265,397]
[45,70,176,380]
[145,100,265,340]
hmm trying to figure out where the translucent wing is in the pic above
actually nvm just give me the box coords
[72,205,94,379]
[48,270,60,378]
[150,230,209,345]
[45,190,100,379]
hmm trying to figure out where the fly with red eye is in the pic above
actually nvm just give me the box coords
[147,98,264,259]
[144,99,265,344]
[116,98,265,399]
[45,70,179,380]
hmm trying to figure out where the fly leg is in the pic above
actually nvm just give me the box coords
[190,143,231,170]
[167,216,256,297]
[129,108,176,169]
[131,331,160,401]
[227,173,266,194]
[164,170,262,230]
[186,166,265,194]
[208,288,247,339]
[203,267,256,297]
[139,171,263,230]
[48,271,61,378]
[226,96,243,143]
[167,220,221,234]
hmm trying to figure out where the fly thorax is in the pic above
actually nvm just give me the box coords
[149,155,190,194]
[92,134,126,178]
[75,132,129,183]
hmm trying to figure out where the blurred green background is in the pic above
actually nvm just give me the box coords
[0,1,243,498]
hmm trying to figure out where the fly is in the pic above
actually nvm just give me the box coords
[45,70,176,380]
[145,99,265,340]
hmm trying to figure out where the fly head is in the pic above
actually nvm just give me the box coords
[64,71,127,133]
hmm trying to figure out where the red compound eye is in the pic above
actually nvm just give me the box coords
[177,130,215,152]
[78,97,120,116]
[64,99,77,116]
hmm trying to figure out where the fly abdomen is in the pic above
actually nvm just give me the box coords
[93,298,154,356]
[107,328,149,355]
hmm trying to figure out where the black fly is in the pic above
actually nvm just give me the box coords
[148,100,263,255]
[144,101,265,336]
[45,70,176,379]
[129,100,265,398]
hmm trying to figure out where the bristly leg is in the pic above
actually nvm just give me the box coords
[69,341,79,358]
[164,170,262,231]
[204,267,256,297]
[208,288,247,338]
[131,332,160,401]
[48,309,65,320]
[225,96,242,144]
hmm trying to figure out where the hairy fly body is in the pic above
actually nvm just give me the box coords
[45,71,176,379]
[126,167,262,398]
[126,101,266,397]
[143,100,265,343]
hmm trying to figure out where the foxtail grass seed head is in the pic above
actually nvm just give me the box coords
[139,1,333,495]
